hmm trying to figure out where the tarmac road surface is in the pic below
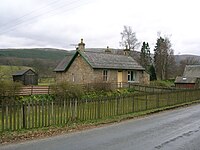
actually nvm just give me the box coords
[2,104,200,150]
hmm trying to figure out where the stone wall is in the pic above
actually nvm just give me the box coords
[56,55,94,84]
[139,71,150,85]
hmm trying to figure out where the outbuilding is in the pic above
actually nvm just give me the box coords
[174,65,200,89]
[174,76,200,89]
[13,69,38,85]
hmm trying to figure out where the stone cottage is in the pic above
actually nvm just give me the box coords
[54,39,149,87]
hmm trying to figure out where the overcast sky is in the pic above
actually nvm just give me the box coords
[0,0,200,55]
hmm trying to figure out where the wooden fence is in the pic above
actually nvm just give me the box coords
[8,84,182,96]
[17,86,51,95]
[131,84,178,93]
[1,89,200,132]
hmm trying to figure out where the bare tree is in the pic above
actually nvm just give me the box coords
[120,26,140,51]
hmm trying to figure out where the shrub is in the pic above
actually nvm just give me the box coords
[17,94,54,102]
[89,82,113,92]
[150,80,174,87]
[50,81,84,99]
[0,80,22,96]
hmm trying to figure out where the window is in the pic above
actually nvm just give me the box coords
[103,70,108,81]
[72,73,75,82]
[128,71,136,82]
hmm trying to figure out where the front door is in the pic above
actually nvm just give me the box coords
[117,71,123,88]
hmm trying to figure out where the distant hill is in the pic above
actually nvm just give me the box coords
[174,54,200,64]
[0,48,73,77]
[0,48,71,60]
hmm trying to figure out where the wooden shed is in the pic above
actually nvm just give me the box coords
[13,69,38,85]
[174,76,200,89]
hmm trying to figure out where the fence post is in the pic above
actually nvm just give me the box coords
[22,102,26,129]
[156,93,159,108]
[132,96,134,112]
[1,98,4,132]
[51,101,54,125]
[31,86,33,95]
[48,86,50,94]
[97,98,101,119]
[9,100,12,131]
[167,92,170,106]
[176,91,179,104]
[71,99,75,121]
[75,99,77,119]
[145,94,148,110]
[116,97,119,115]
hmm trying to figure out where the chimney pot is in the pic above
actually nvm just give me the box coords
[124,45,130,56]
[105,46,111,53]
[78,38,85,51]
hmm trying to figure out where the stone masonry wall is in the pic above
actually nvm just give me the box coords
[56,55,94,84]
[56,55,150,85]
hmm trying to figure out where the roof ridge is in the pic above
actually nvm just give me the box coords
[84,50,129,56]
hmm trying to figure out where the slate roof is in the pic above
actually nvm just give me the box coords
[183,65,200,77]
[54,50,144,72]
[174,76,197,84]
[12,69,36,76]
[54,54,74,72]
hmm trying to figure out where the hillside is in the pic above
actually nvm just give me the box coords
[174,54,200,64]
[0,48,70,60]
[0,48,73,77]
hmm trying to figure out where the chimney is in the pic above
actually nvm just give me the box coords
[124,45,130,56]
[105,46,111,54]
[78,38,85,51]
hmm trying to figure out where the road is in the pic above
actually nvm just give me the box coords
[2,104,200,150]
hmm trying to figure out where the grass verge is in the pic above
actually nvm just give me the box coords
[1,99,200,145]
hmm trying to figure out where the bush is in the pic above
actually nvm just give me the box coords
[150,80,174,87]
[17,94,54,102]
[50,81,84,99]
[88,82,113,92]
[0,80,22,96]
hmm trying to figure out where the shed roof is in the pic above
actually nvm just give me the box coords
[54,50,144,72]
[12,69,36,76]
[174,76,197,84]
[183,65,200,78]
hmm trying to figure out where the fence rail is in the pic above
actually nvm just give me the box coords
[1,89,200,132]
[5,83,187,96]
[131,84,179,93]
[17,86,51,95]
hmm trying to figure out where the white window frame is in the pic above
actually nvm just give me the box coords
[128,71,136,82]
[103,70,108,81]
